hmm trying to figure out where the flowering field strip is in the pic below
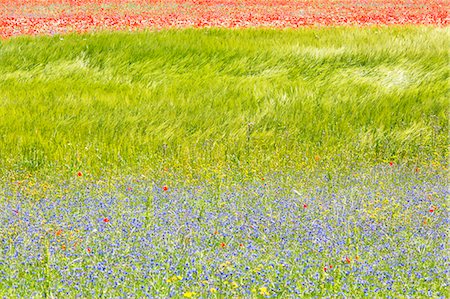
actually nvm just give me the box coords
[0,166,447,297]
[1,0,448,38]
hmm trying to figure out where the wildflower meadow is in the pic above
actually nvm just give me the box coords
[0,0,448,298]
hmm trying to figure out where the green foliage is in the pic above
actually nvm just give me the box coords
[0,27,448,177]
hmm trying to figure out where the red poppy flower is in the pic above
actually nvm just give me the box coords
[103,217,110,223]
[323,267,327,272]
[345,257,351,264]
[329,265,333,269]
[87,247,92,253]
[77,171,83,177]
[220,242,226,248]
[389,161,394,166]
[163,185,168,191]
[303,204,308,209]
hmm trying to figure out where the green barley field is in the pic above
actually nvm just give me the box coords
[0,27,448,179]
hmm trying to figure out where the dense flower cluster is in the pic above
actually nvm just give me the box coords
[1,0,448,38]
[0,165,447,297]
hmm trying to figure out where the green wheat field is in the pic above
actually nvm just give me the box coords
[1,27,448,177]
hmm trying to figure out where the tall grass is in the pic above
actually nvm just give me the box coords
[0,27,448,177]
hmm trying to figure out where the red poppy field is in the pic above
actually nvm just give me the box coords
[1,0,448,38]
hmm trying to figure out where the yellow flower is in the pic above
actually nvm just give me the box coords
[183,291,196,298]
[210,288,217,293]
[166,275,182,283]
[259,286,270,296]
[231,281,239,289]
